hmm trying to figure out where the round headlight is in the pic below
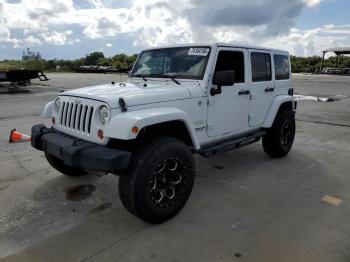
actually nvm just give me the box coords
[54,98,61,112]
[99,106,109,125]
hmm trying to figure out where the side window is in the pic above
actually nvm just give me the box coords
[213,51,245,83]
[251,52,271,82]
[274,54,290,80]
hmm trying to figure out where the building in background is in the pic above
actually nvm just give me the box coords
[22,48,42,61]
[320,47,350,74]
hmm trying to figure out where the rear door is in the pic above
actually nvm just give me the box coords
[273,53,291,95]
[248,50,275,127]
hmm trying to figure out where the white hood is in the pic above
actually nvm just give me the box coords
[60,81,192,108]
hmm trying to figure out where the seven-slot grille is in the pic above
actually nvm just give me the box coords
[59,101,94,134]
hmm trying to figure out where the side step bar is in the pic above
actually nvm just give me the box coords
[196,130,266,157]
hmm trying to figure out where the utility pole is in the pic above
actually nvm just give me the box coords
[320,52,325,73]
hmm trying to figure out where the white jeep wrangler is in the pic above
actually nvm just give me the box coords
[32,43,296,223]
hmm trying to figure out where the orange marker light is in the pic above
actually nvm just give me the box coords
[132,126,139,134]
[52,117,56,125]
[97,129,104,139]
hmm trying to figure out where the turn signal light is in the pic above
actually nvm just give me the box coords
[51,117,56,125]
[97,129,104,139]
[132,126,139,134]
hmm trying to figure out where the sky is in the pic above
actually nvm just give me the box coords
[0,0,349,60]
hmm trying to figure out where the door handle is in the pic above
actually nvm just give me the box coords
[238,90,250,96]
[265,87,275,93]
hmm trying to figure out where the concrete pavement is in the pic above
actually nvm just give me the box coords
[0,73,349,262]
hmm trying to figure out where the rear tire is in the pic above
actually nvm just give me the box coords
[262,110,295,158]
[45,152,88,176]
[118,137,195,224]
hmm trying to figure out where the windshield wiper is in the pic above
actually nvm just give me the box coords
[170,77,181,85]
[131,74,148,81]
[164,75,181,85]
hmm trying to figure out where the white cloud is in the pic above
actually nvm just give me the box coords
[40,31,71,45]
[0,0,348,57]
[303,0,323,7]
[12,35,43,48]
[0,25,10,42]
[85,0,105,9]
[265,24,350,56]
[0,0,4,18]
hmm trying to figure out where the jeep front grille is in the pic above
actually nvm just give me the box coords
[59,102,94,134]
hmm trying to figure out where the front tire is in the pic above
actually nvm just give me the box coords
[45,152,88,176]
[262,110,295,158]
[118,137,195,224]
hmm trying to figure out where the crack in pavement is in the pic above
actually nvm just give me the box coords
[13,155,34,175]
[274,180,346,200]
[0,184,10,192]
[296,118,350,128]
[80,227,147,262]
[0,114,40,121]
[0,156,50,189]
[0,173,31,187]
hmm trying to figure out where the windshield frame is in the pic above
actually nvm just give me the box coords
[130,46,212,80]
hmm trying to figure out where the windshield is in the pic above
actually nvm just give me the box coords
[131,46,211,80]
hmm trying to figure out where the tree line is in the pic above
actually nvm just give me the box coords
[291,55,350,73]
[0,52,138,72]
[1,51,350,73]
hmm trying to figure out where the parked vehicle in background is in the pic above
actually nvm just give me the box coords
[32,43,296,223]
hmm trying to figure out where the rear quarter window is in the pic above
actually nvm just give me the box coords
[274,54,290,80]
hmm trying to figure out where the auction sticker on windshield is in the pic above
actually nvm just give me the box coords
[188,48,210,56]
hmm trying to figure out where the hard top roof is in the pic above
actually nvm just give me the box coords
[143,43,289,54]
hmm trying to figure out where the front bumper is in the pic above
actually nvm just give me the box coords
[31,124,131,172]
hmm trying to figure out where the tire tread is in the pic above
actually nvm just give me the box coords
[118,136,195,223]
[262,110,295,158]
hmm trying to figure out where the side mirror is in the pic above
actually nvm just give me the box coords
[211,70,235,96]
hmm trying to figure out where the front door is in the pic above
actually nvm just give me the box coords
[206,48,251,137]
